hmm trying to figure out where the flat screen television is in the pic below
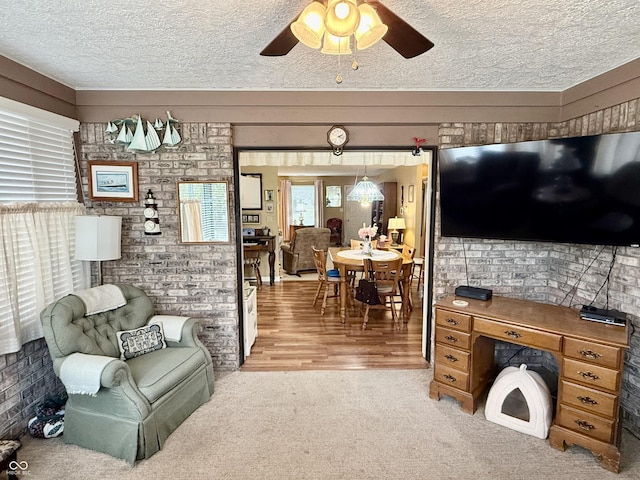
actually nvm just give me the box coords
[438,131,640,246]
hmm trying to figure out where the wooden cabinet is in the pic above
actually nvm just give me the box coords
[433,309,473,393]
[371,182,396,236]
[430,295,630,473]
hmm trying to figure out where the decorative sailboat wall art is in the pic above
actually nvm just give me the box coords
[106,111,182,153]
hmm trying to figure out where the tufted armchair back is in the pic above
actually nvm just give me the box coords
[41,284,154,360]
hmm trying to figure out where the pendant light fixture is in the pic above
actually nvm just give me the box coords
[346,166,384,207]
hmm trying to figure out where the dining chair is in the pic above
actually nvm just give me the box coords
[243,244,263,289]
[401,244,416,259]
[398,244,416,309]
[311,246,341,315]
[413,257,425,293]
[360,257,404,330]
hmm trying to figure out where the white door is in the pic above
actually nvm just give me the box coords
[344,185,373,244]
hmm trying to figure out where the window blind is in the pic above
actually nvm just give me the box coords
[0,101,88,354]
[0,110,77,201]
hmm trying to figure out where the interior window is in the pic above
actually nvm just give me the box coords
[290,184,315,226]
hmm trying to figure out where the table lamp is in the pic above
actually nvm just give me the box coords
[388,216,406,245]
[74,215,122,285]
[296,202,306,225]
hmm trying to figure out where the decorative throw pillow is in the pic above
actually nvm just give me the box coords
[116,323,167,360]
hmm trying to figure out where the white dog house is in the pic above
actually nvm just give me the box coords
[485,364,553,439]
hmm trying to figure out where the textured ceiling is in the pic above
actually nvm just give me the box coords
[0,0,638,91]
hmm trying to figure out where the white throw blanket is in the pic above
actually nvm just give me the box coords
[149,315,190,342]
[59,353,118,396]
[75,284,126,315]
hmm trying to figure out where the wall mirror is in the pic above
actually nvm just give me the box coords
[326,185,342,207]
[177,181,230,243]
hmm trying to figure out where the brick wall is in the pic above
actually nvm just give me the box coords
[0,339,65,439]
[79,121,239,370]
[435,97,640,436]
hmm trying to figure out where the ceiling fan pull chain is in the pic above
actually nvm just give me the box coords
[336,48,343,84]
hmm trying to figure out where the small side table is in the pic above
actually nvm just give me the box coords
[0,439,22,479]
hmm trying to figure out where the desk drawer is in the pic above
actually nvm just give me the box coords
[435,309,472,333]
[556,404,614,443]
[435,344,470,372]
[561,380,617,419]
[562,358,620,392]
[473,317,562,351]
[434,364,469,391]
[435,326,471,350]
[563,338,621,369]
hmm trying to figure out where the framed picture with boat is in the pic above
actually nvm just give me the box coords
[88,161,139,202]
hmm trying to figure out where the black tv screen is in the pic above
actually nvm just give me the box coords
[438,131,640,246]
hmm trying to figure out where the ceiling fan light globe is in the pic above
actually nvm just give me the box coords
[324,0,360,37]
[290,2,327,49]
[334,2,350,20]
[355,4,388,50]
[355,24,388,50]
[321,33,352,55]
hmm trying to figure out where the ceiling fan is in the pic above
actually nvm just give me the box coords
[260,0,434,59]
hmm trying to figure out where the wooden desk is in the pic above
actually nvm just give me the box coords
[329,247,413,324]
[430,295,630,472]
[243,235,276,286]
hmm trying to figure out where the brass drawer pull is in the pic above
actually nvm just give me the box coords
[444,354,458,363]
[504,330,522,339]
[445,318,459,326]
[444,335,458,343]
[578,371,600,381]
[575,419,595,431]
[443,374,457,383]
[577,395,598,406]
[579,349,601,360]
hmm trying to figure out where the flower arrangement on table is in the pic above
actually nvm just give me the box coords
[358,225,378,240]
[358,225,378,256]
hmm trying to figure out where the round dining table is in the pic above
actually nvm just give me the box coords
[328,247,414,324]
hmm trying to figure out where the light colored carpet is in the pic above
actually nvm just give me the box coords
[18,369,640,479]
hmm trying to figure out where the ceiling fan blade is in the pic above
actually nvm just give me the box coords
[260,21,299,56]
[366,1,434,59]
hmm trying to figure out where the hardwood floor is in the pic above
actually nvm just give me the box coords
[242,280,429,371]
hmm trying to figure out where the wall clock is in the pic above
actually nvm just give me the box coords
[327,125,349,156]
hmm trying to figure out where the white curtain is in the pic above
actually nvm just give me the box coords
[279,179,292,241]
[180,200,203,242]
[0,202,88,354]
[240,150,429,167]
[314,179,324,228]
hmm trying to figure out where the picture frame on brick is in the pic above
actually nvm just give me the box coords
[88,161,139,202]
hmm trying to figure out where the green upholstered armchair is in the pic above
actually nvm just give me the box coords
[40,284,214,463]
